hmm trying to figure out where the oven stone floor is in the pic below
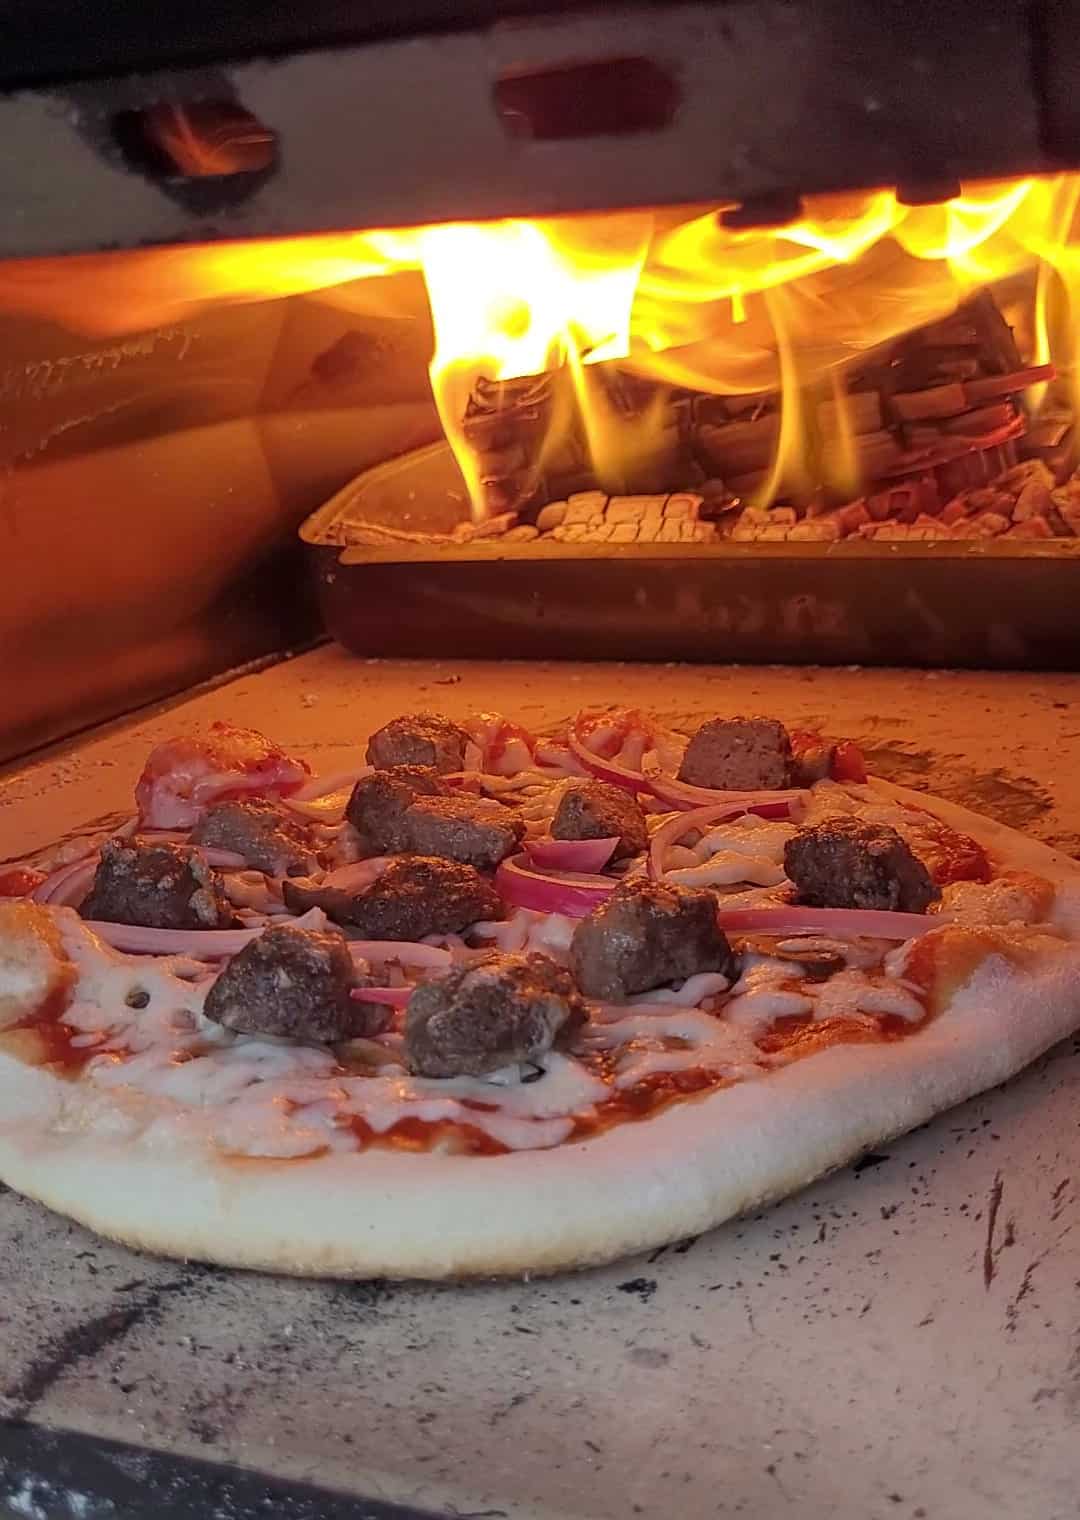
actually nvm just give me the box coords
[1,651,1079,1520]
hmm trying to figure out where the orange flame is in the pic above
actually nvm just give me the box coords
[4,174,1080,513]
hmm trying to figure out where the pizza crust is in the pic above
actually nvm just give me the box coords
[0,783,1078,1279]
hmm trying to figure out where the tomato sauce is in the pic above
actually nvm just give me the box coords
[0,867,46,897]
[905,811,991,885]
[347,1113,508,1156]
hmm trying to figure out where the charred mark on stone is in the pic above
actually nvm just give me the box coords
[853,1151,891,1173]
[334,1278,395,1311]
[983,1170,1005,1290]
[4,1269,215,1417]
[6,1304,151,1417]
[617,1277,657,1302]
[1052,1177,1072,1220]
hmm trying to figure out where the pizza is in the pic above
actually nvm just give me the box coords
[1,704,1078,1280]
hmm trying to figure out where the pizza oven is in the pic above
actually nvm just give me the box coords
[3,4,1080,1518]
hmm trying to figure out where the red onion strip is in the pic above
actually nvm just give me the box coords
[526,837,619,872]
[319,858,391,892]
[350,985,412,1007]
[280,793,353,820]
[291,766,371,802]
[567,728,649,794]
[83,921,263,957]
[346,941,453,969]
[82,906,329,958]
[649,801,797,880]
[495,854,614,918]
[202,848,249,870]
[32,856,99,908]
[642,754,807,813]
[716,907,936,940]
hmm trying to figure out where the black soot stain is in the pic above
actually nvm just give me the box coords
[3,1267,221,1419]
[617,1278,658,1303]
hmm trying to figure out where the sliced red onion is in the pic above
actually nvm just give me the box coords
[526,837,619,872]
[716,907,936,941]
[350,985,412,1007]
[532,740,590,778]
[345,941,453,969]
[649,801,799,881]
[200,848,248,870]
[82,906,329,958]
[279,791,354,820]
[83,921,263,957]
[32,856,99,908]
[567,726,649,794]
[642,754,807,814]
[319,857,391,893]
[292,766,371,802]
[495,854,614,918]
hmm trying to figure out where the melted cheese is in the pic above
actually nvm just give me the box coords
[471,909,577,963]
[696,817,795,862]
[626,971,731,1008]
[939,875,1050,928]
[30,901,930,1161]
[665,852,786,889]
[587,1008,764,1088]
[658,814,794,890]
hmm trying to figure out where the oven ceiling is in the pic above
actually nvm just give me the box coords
[0,0,1076,259]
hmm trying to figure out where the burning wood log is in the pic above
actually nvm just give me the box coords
[426,289,1076,547]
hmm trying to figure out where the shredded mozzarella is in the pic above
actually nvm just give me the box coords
[29,900,930,1160]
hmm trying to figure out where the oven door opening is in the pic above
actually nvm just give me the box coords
[4,174,1080,763]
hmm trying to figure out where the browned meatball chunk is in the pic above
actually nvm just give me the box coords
[346,766,523,868]
[678,717,792,790]
[346,766,448,853]
[81,840,235,930]
[405,952,585,1078]
[283,855,502,940]
[783,816,938,913]
[551,781,648,861]
[366,714,471,774]
[570,878,734,1001]
[191,797,316,876]
[399,795,524,869]
[203,923,377,1041]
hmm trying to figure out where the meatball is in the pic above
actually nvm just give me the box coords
[190,797,316,876]
[570,878,735,1001]
[366,714,471,774]
[283,855,502,940]
[347,766,522,868]
[783,816,939,913]
[551,781,648,861]
[398,795,524,869]
[81,840,235,930]
[203,923,375,1041]
[678,717,792,790]
[405,951,585,1078]
[346,766,447,853]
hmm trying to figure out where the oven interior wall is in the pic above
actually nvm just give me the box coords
[0,263,439,764]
